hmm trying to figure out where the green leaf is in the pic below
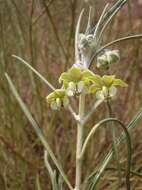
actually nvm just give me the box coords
[85,6,92,35]
[12,55,55,91]
[98,0,127,34]
[82,118,131,190]
[5,73,73,190]
[75,9,85,61]
[113,79,128,87]
[85,107,142,189]
[44,151,59,190]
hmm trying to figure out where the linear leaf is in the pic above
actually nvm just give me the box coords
[85,108,142,189]
[12,55,55,91]
[5,73,73,190]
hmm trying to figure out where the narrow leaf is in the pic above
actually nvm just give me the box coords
[12,55,55,91]
[5,73,73,190]
[86,108,142,188]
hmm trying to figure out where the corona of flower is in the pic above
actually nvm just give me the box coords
[89,75,127,100]
[59,67,95,96]
[46,89,69,110]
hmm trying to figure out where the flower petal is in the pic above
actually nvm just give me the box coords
[96,90,105,100]
[51,101,58,110]
[63,97,69,108]
[109,86,117,97]
[66,89,74,96]
[59,72,71,83]
[89,85,100,93]
[77,81,84,93]
[102,75,115,87]
[113,79,128,87]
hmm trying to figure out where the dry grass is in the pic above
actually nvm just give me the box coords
[0,0,142,189]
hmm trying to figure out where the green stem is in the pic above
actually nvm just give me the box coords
[75,94,85,190]
[97,34,142,56]
[89,34,142,68]
[106,101,122,186]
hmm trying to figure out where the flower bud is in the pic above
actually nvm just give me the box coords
[106,50,120,64]
[97,55,109,69]
[86,34,94,46]
[97,49,120,70]
[79,33,88,49]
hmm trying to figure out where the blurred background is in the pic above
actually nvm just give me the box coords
[0,0,142,189]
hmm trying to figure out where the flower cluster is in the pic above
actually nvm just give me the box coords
[46,65,127,110]
[59,67,94,96]
[46,89,69,110]
[97,49,120,70]
[89,75,127,100]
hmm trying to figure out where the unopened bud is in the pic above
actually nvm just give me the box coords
[97,55,108,69]
[109,50,120,63]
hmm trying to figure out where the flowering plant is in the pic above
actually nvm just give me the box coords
[5,0,142,190]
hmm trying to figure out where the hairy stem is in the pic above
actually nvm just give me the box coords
[75,94,85,190]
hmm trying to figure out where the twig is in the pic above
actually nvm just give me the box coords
[32,0,54,25]
[42,0,67,60]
